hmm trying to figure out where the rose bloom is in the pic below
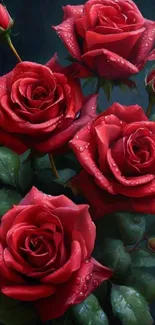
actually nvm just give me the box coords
[0,55,96,154]
[54,0,155,80]
[0,4,13,30]
[0,187,112,321]
[70,102,155,219]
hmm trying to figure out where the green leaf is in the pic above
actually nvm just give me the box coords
[0,147,20,187]
[71,294,109,325]
[18,151,34,193]
[151,114,155,121]
[0,188,22,216]
[34,153,80,173]
[100,239,131,278]
[102,81,113,101]
[116,213,145,245]
[131,249,155,267]
[111,285,153,325]
[54,168,76,185]
[126,269,155,303]
[119,83,128,92]
[0,293,40,325]
[82,77,95,89]
[93,215,121,262]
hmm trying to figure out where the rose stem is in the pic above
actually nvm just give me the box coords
[146,94,154,117]
[48,153,59,179]
[5,34,22,62]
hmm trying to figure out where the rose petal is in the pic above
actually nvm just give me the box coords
[94,119,121,172]
[130,20,155,66]
[82,48,138,79]
[0,243,25,284]
[70,123,115,194]
[34,94,97,153]
[102,102,148,123]
[0,206,24,244]
[53,18,81,60]
[112,177,155,197]
[2,284,56,301]
[85,28,145,59]
[147,48,155,61]
[0,128,28,154]
[35,257,113,321]
[0,4,10,29]
[107,148,155,186]
[71,170,132,219]
[20,187,76,210]
[41,240,81,284]
[46,53,63,72]
[73,205,95,257]
[63,5,83,19]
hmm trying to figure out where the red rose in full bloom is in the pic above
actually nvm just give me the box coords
[0,55,96,154]
[54,0,155,79]
[0,187,112,321]
[70,102,155,219]
[0,4,13,31]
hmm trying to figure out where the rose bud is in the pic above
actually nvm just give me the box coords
[0,4,13,32]
[148,238,155,252]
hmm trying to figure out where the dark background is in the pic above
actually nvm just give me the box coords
[0,0,155,324]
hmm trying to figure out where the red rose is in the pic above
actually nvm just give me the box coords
[54,0,155,79]
[0,55,96,154]
[0,4,13,31]
[70,102,155,219]
[0,187,112,321]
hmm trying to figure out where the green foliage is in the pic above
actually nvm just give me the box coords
[126,269,155,303]
[18,150,34,193]
[0,147,20,187]
[54,168,76,185]
[0,188,22,216]
[33,154,77,196]
[111,285,153,325]
[100,238,131,278]
[0,148,33,194]
[101,80,113,101]
[0,294,40,325]
[131,249,155,267]
[71,294,109,325]
[116,212,145,245]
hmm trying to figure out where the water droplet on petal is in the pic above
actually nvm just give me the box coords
[86,275,91,282]
[93,279,99,287]
[85,259,89,264]
[83,284,88,292]
[76,277,81,285]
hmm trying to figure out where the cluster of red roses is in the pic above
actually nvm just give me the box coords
[0,0,155,323]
